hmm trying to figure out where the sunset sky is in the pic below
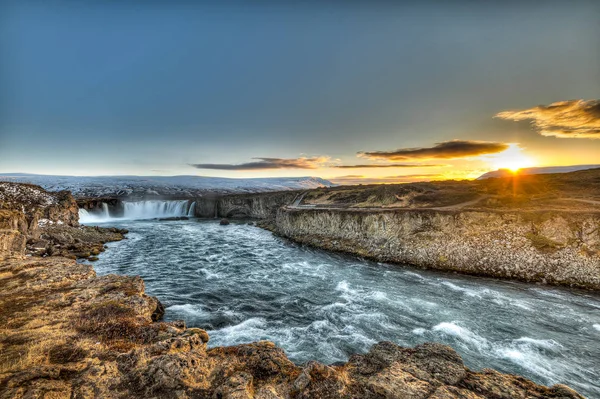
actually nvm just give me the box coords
[0,1,599,184]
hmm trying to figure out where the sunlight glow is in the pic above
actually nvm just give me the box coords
[488,144,535,172]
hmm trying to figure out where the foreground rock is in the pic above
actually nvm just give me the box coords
[0,257,584,399]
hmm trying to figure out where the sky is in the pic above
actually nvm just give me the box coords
[0,0,599,184]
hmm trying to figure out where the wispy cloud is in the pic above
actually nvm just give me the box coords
[333,163,444,169]
[358,140,509,161]
[190,157,329,170]
[495,99,600,139]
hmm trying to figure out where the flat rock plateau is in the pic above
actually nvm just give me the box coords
[0,182,587,398]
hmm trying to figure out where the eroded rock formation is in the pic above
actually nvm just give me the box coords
[275,208,600,290]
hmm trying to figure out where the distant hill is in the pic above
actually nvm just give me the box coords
[298,168,600,212]
[477,165,600,180]
[0,174,334,198]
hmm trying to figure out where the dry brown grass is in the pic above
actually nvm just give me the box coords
[74,300,158,351]
[302,168,600,211]
[0,326,80,374]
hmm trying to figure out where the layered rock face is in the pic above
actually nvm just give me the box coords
[197,191,300,219]
[0,257,584,399]
[276,208,600,290]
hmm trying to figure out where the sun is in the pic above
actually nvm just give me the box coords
[489,144,535,172]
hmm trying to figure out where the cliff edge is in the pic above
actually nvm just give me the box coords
[274,169,600,290]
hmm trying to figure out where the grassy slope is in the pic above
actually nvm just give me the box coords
[303,168,600,211]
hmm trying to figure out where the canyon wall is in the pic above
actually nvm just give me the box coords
[276,207,600,290]
[211,191,300,219]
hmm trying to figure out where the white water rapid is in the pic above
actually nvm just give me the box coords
[79,200,196,223]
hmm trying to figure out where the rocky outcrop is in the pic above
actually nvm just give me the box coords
[28,225,128,260]
[275,208,600,290]
[0,256,584,398]
[0,182,79,230]
[0,183,126,261]
[0,182,78,259]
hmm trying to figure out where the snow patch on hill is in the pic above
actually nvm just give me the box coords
[0,174,334,198]
[0,181,59,207]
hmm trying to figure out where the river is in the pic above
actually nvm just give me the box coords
[84,218,600,397]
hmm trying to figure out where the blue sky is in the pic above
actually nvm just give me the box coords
[1,1,599,181]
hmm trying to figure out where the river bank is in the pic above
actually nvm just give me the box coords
[274,207,600,290]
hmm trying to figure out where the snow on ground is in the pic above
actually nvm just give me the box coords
[0,174,334,198]
[0,181,59,206]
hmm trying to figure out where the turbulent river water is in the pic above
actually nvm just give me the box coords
[86,218,600,397]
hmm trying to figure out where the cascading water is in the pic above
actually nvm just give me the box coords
[122,200,191,219]
[78,203,111,223]
[187,201,196,217]
[79,200,196,223]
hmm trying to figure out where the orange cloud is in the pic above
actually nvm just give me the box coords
[329,174,443,185]
[495,99,600,139]
[333,163,444,169]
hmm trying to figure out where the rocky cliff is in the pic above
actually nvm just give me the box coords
[212,191,300,219]
[0,182,78,259]
[0,183,126,261]
[275,207,600,290]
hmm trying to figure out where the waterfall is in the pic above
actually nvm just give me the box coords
[79,200,196,223]
[79,206,110,224]
[187,201,196,217]
[122,200,192,219]
[101,203,110,218]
